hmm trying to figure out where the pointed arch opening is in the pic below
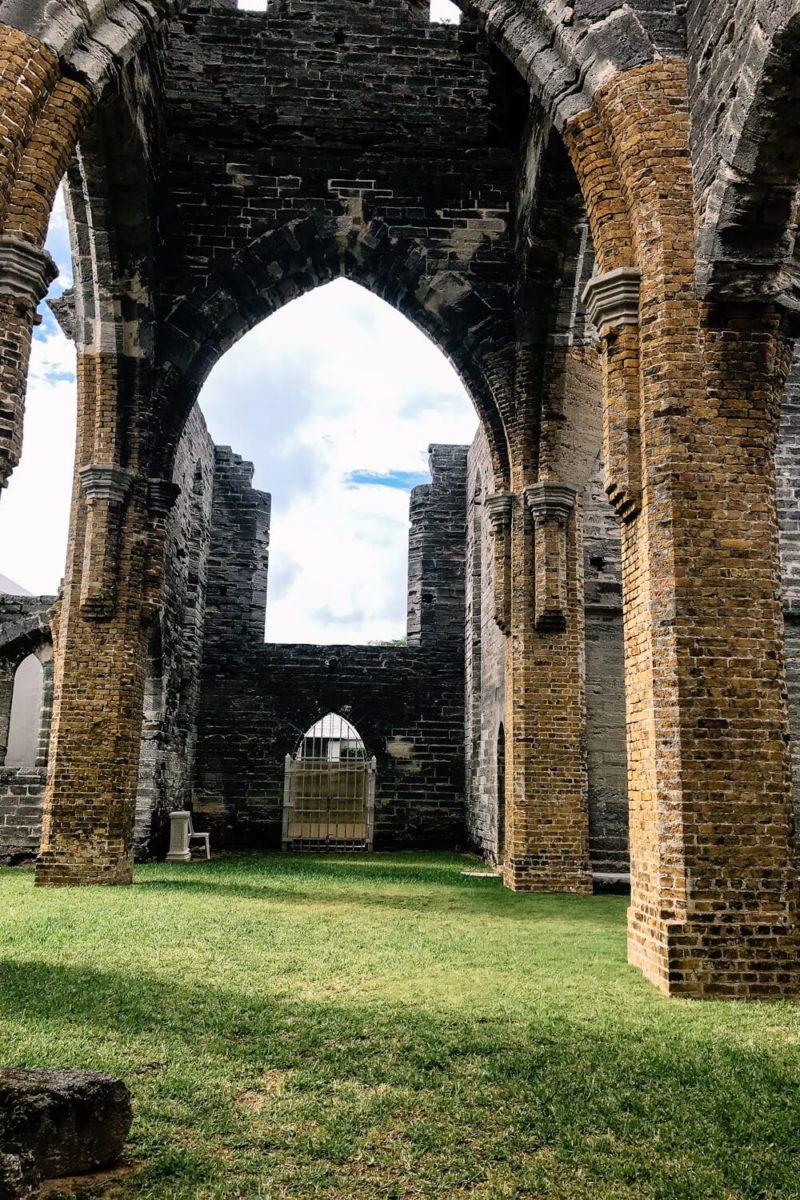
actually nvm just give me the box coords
[197,276,480,646]
[495,721,505,867]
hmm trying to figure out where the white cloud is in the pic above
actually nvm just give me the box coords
[200,279,477,644]
[0,327,76,596]
[0,187,76,596]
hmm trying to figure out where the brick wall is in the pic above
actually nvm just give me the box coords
[778,345,800,828]
[0,596,54,864]
[151,0,520,465]
[160,0,514,299]
[0,769,45,864]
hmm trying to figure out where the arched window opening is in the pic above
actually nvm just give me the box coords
[283,712,376,851]
[297,712,366,762]
[431,0,461,23]
[199,278,477,646]
[496,722,505,866]
[5,656,44,769]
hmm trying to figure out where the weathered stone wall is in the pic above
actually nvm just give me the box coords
[688,0,788,207]
[203,446,271,653]
[159,0,515,304]
[407,445,469,651]
[0,768,46,864]
[151,0,521,486]
[133,403,216,858]
[194,445,468,848]
[464,428,506,860]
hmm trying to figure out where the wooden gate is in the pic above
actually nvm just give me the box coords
[281,713,376,851]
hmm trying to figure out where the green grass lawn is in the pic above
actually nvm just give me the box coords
[1,852,799,1200]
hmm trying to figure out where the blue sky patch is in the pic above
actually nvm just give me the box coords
[346,469,430,491]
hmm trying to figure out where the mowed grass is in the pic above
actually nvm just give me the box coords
[1,853,800,1200]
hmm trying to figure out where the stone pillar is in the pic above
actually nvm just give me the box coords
[567,59,800,996]
[141,478,181,626]
[619,296,799,998]
[525,483,580,630]
[0,236,57,489]
[35,353,153,887]
[583,268,641,521]
[484,491,512,633]
[166,811,191,863]
[504,484,592,894]
[77,465,135,619]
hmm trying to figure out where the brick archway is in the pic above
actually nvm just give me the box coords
[154,217,513,489]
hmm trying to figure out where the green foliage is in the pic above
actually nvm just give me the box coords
[1,853,799,1199]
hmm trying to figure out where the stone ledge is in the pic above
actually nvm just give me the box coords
[582,267,641,333]
[0,237,57,307]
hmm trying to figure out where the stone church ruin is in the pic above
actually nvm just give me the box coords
[2,0,800,1000]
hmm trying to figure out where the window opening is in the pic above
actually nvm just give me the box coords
[5,655,44,769]
[430,0,461,23]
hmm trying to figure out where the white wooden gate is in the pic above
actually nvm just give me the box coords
[281,713,376,851]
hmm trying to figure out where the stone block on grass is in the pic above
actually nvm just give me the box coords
[0,1069,132,1199]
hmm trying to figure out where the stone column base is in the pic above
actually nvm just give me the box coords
[34,854,133,888]
[628,907,800,999]
[504,856,593,894]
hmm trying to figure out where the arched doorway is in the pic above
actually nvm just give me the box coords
[496,722,505,866]
[282,712,376,851]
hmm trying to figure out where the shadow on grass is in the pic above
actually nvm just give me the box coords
[131,875,625,925]
[142,854,481,890]
[1,957,799,1198]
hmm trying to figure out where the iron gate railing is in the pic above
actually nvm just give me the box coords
[281,713,376,851]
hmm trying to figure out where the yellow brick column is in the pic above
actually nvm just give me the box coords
[502,481,592,894]
[567,60,800,996]
[35,351,171,886]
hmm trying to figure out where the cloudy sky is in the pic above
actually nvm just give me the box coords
[0,167,477,644]
[243,0,460,14]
